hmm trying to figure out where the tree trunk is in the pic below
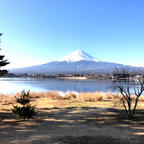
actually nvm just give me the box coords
[132,97,139,116]
[122,100,127,113]
[127,101,132,119]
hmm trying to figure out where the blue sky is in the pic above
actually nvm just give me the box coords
[0,0,144,68]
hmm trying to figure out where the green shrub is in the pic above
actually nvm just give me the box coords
[12,90,37,120]
[16,90,30,105]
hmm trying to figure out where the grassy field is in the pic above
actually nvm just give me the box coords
[0,92,144,144]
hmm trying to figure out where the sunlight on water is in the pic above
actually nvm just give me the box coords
[0,78,114,94]
[0,78,46,94]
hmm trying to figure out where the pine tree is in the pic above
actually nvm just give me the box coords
[0,33,9,76]
[12,90,37,120]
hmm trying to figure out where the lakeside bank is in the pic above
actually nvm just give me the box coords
[0,91,144,144]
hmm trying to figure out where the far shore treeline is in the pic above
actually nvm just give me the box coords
[4,68,144,80]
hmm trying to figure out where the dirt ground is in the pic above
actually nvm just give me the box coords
[0,97,144,144]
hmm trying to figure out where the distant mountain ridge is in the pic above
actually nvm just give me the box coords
[10,50,144,74]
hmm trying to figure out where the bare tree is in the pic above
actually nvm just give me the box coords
[113,67,130,80]
[114,79,144,119]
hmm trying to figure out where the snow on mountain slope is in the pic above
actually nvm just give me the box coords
[10,50,144,74]
[59,50,101,62]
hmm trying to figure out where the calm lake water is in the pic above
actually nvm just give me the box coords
[0,78,115,94]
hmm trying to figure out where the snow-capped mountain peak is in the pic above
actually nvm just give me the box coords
[10,49,144,74]
[59,50,100,62]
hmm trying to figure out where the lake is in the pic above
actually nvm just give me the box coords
[0,78,115,94]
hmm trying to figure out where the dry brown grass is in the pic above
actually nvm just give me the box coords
[0,91,144,144]
[64,92,77,100]
[30,91,63,100]
[71,92,124,103]
[0,91,143,106]
[0,93,16,105]
[76,92,103,102]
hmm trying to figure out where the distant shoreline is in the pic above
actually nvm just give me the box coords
[56,76,88,80]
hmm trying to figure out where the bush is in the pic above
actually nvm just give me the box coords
[12,90,37,120]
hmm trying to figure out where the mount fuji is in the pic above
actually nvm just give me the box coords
[10,50,143,74]
[58,50,101,62]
